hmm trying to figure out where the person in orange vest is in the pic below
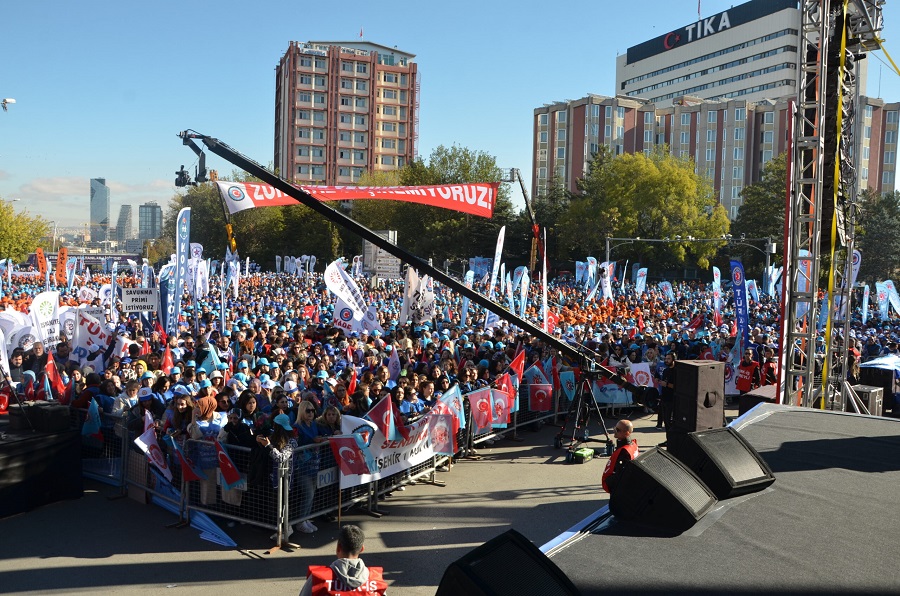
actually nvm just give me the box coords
[735,348,762,395]
[299,524,387,596]
[602,420,639,493]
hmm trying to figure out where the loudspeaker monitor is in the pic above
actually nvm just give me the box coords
[672,360,725,432]
[667,426,775,500]
[609,447,717,534]
[436,529,579,596]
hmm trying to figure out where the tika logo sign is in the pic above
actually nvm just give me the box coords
[664,11,732,50]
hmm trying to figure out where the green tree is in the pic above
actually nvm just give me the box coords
[558,147,729,268]
[0,199,50,263]
[857,188,900,281]
[732,152,787,271]
[349,145,513,262]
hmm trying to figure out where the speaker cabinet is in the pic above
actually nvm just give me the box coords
[436,529,579,596]
[667,426,775,500]
[847,384,884,416]
[738,384,778,416]
[859,366,896,414]
[672,360,724,432]
[609,447,717,533]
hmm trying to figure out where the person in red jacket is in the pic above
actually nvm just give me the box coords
[602,420,639,493]
[299,524,387,596]
[735,349,762,394]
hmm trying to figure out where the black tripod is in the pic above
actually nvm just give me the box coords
[554,371,613,454]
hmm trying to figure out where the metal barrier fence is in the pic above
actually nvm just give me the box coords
[70,408,129,489]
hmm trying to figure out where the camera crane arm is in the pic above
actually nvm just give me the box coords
[181,131,651,401]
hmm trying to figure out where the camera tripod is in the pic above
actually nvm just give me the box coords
[554,372,613,454]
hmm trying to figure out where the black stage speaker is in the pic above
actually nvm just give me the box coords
[609,447,717,533]
[738,384,778,416]
[672,360,724,432]
[436,529,579,596]
[667,426,775,500]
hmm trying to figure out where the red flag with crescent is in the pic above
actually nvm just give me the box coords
[161,345,174,374]
[469,388,494,430]
[528,383,553,412]
[214,440,242,486]
[329,435,373,476]
[509,349,525,382]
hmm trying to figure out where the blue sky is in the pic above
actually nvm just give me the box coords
[2,0,900,229]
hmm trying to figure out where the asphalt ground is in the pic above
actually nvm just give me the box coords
[0,403,738,595]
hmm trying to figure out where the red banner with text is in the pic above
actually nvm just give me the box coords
[215,181,498,218]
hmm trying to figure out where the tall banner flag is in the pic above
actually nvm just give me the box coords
[519,270,529,319]
[511,266,527,291]
[620,260,628,292]
[66,258,77,291]
[712,266,722,320]
[747,279,760,303]
[876,282,889,320]
[885,280,900,317]
[499,262,506,296]
[325,259,367,321]
[504,272,515,313]
[219,261,226,334]
[29,291,61,350]
[575,261,586,284]
[275,255,282,273]
[460,270,474,327]
[55,247,68,286]
[862,284,870,325]
[169,208,191,335]
[399,266,419,324]
[488,226,505,300]
[110,261,119,323]
[730,260,749,354]
[635,268,648,296]
[599,261,613,300]
[659,281,675,303]
[585,257,598,291]
[542,229,549,333]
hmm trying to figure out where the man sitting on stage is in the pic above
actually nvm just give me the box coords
[602,420,639,494]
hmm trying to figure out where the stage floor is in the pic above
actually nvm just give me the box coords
[544,405,900,595]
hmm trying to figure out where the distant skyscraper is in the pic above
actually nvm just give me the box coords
[115,205,133,244]
[90,178,110,242]
[138,201,163,240]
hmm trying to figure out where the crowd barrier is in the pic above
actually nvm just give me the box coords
[62,380,635,548]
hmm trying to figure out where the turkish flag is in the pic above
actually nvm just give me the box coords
[546,310,560,334]
[141,338,151,356]
[469,388,493,430]
[529,384,553,412]
[509,349,525,382]
[0,384,9,413]
[161,345,174,375]
[365,395,397,441]
[154,320,168,344]
[347,368,357,395]
[45,351,66,398]
[134,426,172,481]
[214,440,242,486]
[329,435,373,476]
[495,372,517,413]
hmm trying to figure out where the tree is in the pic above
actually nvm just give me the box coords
[857,188,900,281]
[0,199,50,263]
[558,147,729,268]
[349,145,513,262]
[732,152,787,272]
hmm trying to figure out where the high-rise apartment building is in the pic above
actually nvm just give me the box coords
[115,205,133,244]
[274,40,419,186]
[89,178,110,242]
[138,202,163,240]
[533,94,894,220]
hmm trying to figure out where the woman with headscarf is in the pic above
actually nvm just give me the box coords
[187,395,228,505]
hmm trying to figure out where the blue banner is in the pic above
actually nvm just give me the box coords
[730,260,749,354]
[158,265,172,334]
[169,208,191,336]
